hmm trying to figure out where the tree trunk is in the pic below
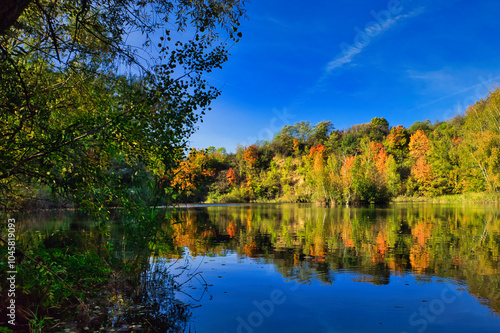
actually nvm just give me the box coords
[0,0,32,35]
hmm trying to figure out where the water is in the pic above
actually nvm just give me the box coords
[164,203,500,333]
[9,203,500,332]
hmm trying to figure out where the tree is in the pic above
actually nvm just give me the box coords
[340,155,357,205]
[459,90,500,192]
[369,117,390,141]
[350,139,391,203]
[308,121,333,147]
[408,130,433,195]
[274,121,314,152]
[460,131,500,192]
[0,0,246,210]
[243,145,259,169]
[385,155,400,196]
[226,168,238,185]
[339,132,359,157]
[385,125,410,166]
[409,130,430,161]
[0,0,31,34]
[272,126,294,156]
[171,148,216,201]
[409,120,432,135]
[427,124,461,194]
[308,143,328,201]
[384,125,410,188]
[293,121,314,143]
[371,117,389,130]
[465,89,500,134]
[293,138,301,152]
[370,141,389,177]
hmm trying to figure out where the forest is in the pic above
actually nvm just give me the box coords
[1,1,500,331]
[10,86,500,210]
[168,87,500,205]
[1,0,499,211]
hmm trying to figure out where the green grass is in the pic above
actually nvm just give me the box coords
[393,192,500,203]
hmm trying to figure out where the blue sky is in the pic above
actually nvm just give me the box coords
[188,0,500,152]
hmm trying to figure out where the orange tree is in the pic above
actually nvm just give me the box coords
[171,148,216,202]
[226,168,238,185]
[307,143,328,201]
[243,145,259,170]
[407,130,434,195]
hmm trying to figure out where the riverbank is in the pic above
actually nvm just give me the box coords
[205,191,500,206]
[393,192,500,203]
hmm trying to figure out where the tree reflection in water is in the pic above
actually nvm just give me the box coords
[167,203,500,315]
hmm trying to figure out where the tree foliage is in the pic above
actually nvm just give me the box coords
[171,148,216,201]
[0,0,246,211]
[189,88,500,205]
[243,144,258,168]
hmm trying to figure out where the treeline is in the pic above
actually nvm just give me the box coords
[168,205,500,313]
[169,88,500,204]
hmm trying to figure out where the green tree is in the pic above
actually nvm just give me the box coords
[460,131,500,192]
[293,121,314,143]
[272,125,295,156]
[308,121,333,147]
[384,125,410,187]
[460,90,500,192]
[465,89,500,134]
[385,125,410,165]
[427,123,462,194]
[369,117,390,141]
[0,0,246,211]
[409,119,433,135]
[371,117,389,129]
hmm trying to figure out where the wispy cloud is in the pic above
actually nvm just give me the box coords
[326,44,363,72]
[324,8,424,75]
[406,73,500,113]
[406,69,456,82]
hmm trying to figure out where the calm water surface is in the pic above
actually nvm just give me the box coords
[163,203,500,333]
[17,203,500,332]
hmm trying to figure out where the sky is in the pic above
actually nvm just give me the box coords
[188,0,500,153]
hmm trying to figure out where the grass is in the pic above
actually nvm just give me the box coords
[206,188,500,205]
[393,192,500,203]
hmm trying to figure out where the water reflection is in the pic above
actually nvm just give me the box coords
[6,204,500,332]
[1,210,190,332]
[168,203,500,315]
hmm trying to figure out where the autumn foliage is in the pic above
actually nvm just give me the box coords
[408,130,434,195]
[169,88,500,204]
[226,168,238,185]
[243,145,258,167]
[370,141,389,176]
[309,143,327,159]
[171,148,216,199]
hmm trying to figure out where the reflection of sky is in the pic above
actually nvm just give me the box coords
[166,251,500,333]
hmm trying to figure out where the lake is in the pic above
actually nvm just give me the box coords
[11,203,500,332]
[165,203,500,333]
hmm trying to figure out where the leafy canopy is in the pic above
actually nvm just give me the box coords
[0,0,246,211]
